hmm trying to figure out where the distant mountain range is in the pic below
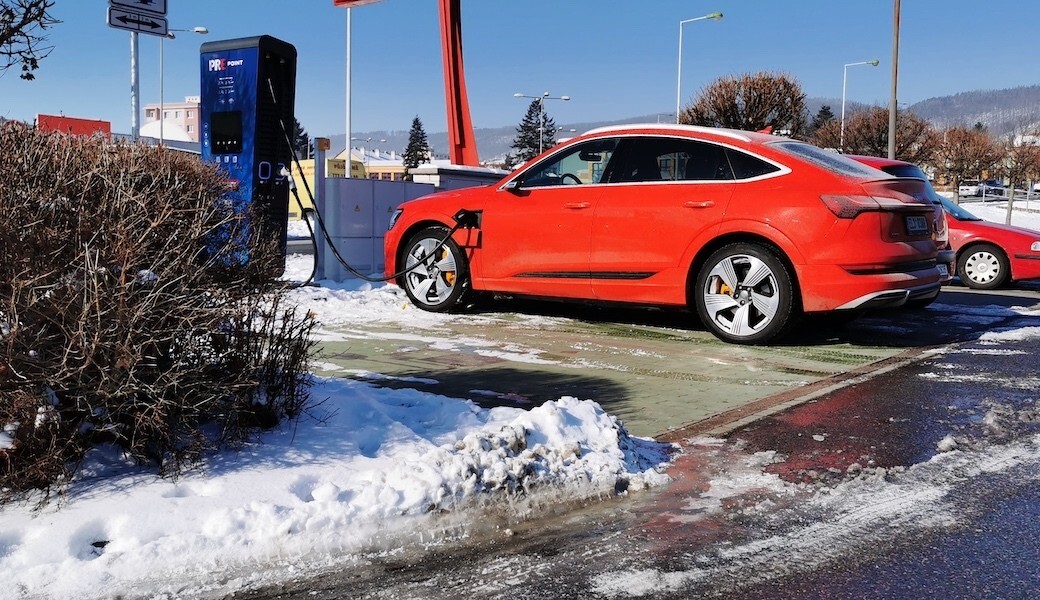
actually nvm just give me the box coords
[331,85,1040,163]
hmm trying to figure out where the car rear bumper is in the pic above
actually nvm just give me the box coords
[832,280,941,311]
[937,249,956,284]
[800,261,942,312]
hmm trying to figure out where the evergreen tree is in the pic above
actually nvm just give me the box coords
[511,100,557,163]
[290,118,309,158]
[403,116,430,180]
[809,105,835,133]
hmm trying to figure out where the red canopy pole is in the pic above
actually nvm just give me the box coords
[438,0,479,166]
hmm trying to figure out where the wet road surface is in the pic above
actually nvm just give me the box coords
[242,283,1040,599]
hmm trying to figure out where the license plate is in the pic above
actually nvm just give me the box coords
[905,215,930,236]
[937,263,949,277]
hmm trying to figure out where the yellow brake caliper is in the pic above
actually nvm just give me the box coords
[441,248,456,286]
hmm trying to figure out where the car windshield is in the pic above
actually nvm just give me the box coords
[939,196,983,221]
[771,142,883,178]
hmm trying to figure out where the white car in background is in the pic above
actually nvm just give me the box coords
[959,180,980,196]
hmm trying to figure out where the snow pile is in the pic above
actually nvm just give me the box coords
[0,380,671,599]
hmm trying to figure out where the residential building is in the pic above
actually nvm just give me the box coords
[143,96,201,142]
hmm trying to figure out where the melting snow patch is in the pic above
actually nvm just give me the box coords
[0,382,672,600]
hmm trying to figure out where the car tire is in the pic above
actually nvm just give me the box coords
[958,244,1009,290]
[694,242,797,344]
[400,226,470,312]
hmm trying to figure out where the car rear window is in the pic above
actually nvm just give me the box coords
[877,164,944,204]
[772,142,885,178]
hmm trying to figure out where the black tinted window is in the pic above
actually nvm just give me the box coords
[614,137,734,183]
[726,148,781,180]
[772,142,881,178]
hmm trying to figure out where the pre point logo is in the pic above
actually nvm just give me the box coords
[208,58,245,72]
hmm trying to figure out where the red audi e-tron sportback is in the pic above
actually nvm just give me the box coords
[384,124,943,344]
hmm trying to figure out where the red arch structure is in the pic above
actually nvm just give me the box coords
[333,0,479,166]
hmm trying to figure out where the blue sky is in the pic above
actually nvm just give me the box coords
[1,0,1037,138]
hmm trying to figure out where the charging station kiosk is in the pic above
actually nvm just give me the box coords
[199,35,297,276]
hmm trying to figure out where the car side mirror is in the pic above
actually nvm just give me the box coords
[502,179,522,194]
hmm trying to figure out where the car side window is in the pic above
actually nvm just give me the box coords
[519,138,619,188]
[726,148,781,180]
[613,137,735,183]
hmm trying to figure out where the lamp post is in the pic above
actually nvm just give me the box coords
[513,91,570,155]
[840,59,880,152]
[160,26,208,145]
[889,0,901,159]
[676,11,723,124]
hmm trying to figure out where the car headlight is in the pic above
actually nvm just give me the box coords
[1032,241,1040,252]
[388,208,403,231]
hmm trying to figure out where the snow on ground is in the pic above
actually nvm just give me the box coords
[0,251,673,600]
[937,192,1040,231]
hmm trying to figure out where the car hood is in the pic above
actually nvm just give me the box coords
[955,217,1040,240]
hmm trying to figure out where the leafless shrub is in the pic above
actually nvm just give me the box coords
[0,122,316,503]
[680,71,808,136]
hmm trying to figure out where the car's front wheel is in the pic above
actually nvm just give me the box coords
[958,243,1009,290]
[694,243,797,344]
[400,226,470,311]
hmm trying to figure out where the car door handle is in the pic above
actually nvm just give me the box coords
[683,200,716,208]
[564,202,592,209]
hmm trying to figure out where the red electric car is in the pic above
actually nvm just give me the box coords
[385,124,943,344]
[849,155,957,293]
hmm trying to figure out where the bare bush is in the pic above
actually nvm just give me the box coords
[680,72,808,136]
[812,107,938,165]
[0,122,316,503]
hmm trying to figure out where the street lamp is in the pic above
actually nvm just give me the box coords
[160,26,208,144]
[514,91,570,155]
[840,59,880,152]
[676,11,723,124]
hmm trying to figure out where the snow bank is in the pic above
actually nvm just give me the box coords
[0,380,671,600]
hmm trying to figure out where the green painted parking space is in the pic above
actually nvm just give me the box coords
[312,309,904,439]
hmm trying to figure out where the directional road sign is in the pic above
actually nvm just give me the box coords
[107,7,168,37]
[110,0,167,16]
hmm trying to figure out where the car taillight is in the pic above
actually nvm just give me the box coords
[819,195,914,218]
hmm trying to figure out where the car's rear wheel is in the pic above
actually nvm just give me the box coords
[958,244,1009,290]
[401,226,470,312]
[694,243,796,344]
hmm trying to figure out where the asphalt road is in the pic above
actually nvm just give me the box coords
[241,281,1040,599]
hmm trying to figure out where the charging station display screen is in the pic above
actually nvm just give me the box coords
[211,111,243,154]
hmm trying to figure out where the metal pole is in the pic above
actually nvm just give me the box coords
[888,0,901,159]
[345,8,353,178]
[159,35,165,145]
[131,32,140,140]
[676,20,684,124]
[840,65,848,152]
[538,97,544,155]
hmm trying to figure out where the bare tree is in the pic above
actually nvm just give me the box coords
[0,0,57,80]
[930,126,1001,204]
[811,107,938,165]
[680,72,808,137]
[996,132,1040,225]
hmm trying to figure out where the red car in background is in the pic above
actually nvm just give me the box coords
[385,125,943,344]
[850,156,1040,289]
[939,199,1040,289]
